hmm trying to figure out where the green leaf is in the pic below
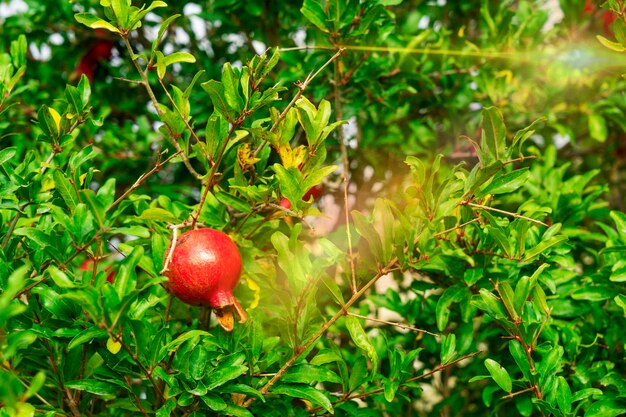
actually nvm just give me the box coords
[522,236,567,262]
[0,147,17,166]
[189,345,209,380]
[199,393,227,411]
[221,404,254,417]
[556,376,572,414]
[584,400,626,417]
[273,164,302,209]
[572,388,603,403]
[163,51,196,66]
[481,106,506,162]
[206,113,230,158]
[205,365,248,390]
[81,189,106,229]
[202,80,235,122]
[484,358,512,392]
[23,371,46,401]
[571,286,614,302]
[139,208,179,223]
[75,12,121,33]
[300,0,329,32]
[10,34,27,68]
[152,14,181,52]
[160,330,210,355]
[156,399,177,417]
[440,333,456,364]
[588,113,608,143]
[348,354,368,393]
[476,288,508,319]
[222,62,243,113]
[509,340,531,380]
[110,226,151,238]
[68,327,109,350]
[65,379,119,396]
[282,364,342,384]
[498,281,519,321]
[610,211,626,242]
[615,294,626,315]
[219,384,265,403]
[47,265,75,288]
[128,0,167,29]
[272,384,333,414]
[597,34,626,51]
[352,210,383,261]
[436,285,465,331]
[53,170,79,211]
[478,168,530,197]
[345,315,378,375]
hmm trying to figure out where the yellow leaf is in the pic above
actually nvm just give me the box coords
[495,70,513,84]
[246,276,260,309]
[237,143,260,170]
[458,26,465,38]
[48,107,61,133]
[107,336,121,354]
[278,144,307,169]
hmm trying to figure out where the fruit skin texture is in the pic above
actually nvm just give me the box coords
[164,228,246,331]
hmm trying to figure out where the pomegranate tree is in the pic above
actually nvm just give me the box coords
[163,228,247,331]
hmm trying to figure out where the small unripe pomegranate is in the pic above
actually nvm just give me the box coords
[163,228,247,331]
[279,184,324,210]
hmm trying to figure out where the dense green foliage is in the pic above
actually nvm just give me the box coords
[2,0,626,416]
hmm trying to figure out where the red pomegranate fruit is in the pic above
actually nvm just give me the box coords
[163,228,247,331]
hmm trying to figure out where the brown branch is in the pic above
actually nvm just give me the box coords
[242,258,399,408]
[501,386,535,400]
[108,150,182,212]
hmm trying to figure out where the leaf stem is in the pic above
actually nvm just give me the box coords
[347,312,439,337]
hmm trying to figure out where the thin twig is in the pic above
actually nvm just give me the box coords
[334,57,357,295]
[347,312,439,337]
[251,48,345,159]
[464,202,548,227]
[279,46,336,52]
[157,77,209,167]
[108,150,182,212]
[434,218,480,237]
[501,386,535,400]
